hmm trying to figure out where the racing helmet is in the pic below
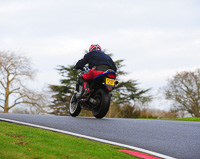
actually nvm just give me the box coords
[89,44,101,52]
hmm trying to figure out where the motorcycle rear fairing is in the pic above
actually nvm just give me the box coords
[89,71,116,90]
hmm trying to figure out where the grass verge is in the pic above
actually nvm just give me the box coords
[0,121,138,159]
[140,117,200,121]
[160,117,200,121]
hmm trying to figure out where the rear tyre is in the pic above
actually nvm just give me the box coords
[69,94,81,117]
[92,88,111,119]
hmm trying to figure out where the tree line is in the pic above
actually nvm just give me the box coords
[0,51,199,118]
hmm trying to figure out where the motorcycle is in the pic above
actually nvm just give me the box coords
[69,67,118,119]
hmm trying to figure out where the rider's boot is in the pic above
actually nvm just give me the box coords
[82,82,90,97]
[76,84,83,99]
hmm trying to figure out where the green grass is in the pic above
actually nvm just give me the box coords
[0,121,138,159]
[140,117,200,121]
[160,117,200,121]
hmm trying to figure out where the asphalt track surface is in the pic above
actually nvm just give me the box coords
[0,113,200,159]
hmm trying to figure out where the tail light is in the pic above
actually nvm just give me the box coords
[108,88,112,91]
[107,73,116,78]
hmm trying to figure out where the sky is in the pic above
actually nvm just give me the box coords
[1,0,200,110]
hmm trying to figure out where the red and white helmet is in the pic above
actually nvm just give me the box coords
[89,44,101,52]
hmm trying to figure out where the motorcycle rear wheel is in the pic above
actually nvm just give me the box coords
[69,94,81,117]
[92,88,111,119]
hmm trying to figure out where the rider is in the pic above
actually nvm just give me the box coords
[74,44,117,97]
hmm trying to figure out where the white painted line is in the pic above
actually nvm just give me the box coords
[0,117,176,159]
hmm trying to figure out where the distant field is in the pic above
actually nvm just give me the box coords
[0,121,138,159]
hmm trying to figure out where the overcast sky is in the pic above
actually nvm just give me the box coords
[1,0,200,110]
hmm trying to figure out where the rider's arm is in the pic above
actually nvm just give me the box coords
[74,53,90,70]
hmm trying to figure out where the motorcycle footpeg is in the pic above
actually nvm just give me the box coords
[89,98,96,104]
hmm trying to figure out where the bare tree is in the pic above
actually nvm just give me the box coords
[0,51,48,113]
[162,69,200,117]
